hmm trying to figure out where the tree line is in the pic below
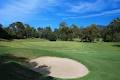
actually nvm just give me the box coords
[0,18,120,42]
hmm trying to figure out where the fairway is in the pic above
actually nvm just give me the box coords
[0,39,120,80]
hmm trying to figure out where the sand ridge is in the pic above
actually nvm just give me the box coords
[30,56,89,79]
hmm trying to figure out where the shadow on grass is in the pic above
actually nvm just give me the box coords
[0,38,13,42]
[0,45,10,48]
[112,44,120,47]
[29,62,51,76]
[0,54,55,80]
[0,54,28,64]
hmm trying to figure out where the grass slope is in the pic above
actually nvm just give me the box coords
[0,39,120,80]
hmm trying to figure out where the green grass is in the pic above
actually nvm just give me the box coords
[0,39,120,80]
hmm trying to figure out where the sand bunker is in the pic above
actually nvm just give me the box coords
[30,56,89,79]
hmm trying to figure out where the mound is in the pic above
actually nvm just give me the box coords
[30,57,89,79]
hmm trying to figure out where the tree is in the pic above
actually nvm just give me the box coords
[37,27,44,38]
[58,22,74,41]
[103,18,120,42]
[67,27,74,41]
[81,24,101,42]
[31,27,39,38]
[47,32,57,41]
[24,24,33,38]
[54,28,59,39]
[7,22,26,39]
[70,24,81,38]
[39,26,53,39]
[59,22,68,41]
[0,24,12,40]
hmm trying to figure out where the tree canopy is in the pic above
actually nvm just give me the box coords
[0,18,120,42]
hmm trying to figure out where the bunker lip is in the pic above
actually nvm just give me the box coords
[30,56,89,79]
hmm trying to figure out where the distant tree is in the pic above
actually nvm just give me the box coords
[37,27,44,38]
[54,28,59,39]
[58,22,74,41]
[70,24,81,38]
[58,22,68,41]
[38,26,57,41]
[103,18,120,42]
[45,26,52,32]
[81,24,101,42]
[1,18,119,42]
[31,27,39,38]
[0,24,2,27]
[0,24,12,40]
[24,24,33,38]
[40,26,52,39]
[7,22,26,39]
[0,24,6,39]
[47,32,57,41]
[67,27,74,41]
[81,28,91,42]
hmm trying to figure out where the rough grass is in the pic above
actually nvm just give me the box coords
[0,39,120,80]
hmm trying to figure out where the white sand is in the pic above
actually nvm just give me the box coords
[30,56,89,79]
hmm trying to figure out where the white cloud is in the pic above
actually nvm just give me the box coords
[0,0,58,23]
[82,9,120,18]
[64,9,120,19]
[69,0,106,13]
[0,0,39,18]
[68,0,120,13]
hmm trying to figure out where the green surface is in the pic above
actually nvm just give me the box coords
[0,39,120,80]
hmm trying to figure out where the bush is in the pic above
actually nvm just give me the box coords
[47,32,57,41]
[59,34,68,41]
[113,32,120,42]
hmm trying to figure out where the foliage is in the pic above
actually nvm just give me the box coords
[58,22,74,41]
[47,32,57,41]
[70,24,81,38]
[81,24,101,42]
[0,18,120,42]
[0,24,12,40]
[103,18,120,42]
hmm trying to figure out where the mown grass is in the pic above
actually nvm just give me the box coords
[0,39,120,80]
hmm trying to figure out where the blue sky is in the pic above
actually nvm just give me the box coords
[0,0,120,28]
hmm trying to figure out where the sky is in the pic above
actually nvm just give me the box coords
[0,0,120,28]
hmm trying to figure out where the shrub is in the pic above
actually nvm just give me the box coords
[47,32,57,41]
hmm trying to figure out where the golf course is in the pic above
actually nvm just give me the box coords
[0,0,120,80]
[0,39,120,80]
